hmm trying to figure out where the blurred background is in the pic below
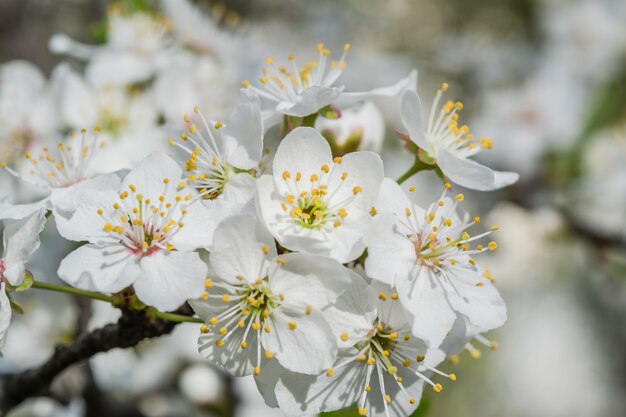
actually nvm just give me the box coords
[1,0,626,416]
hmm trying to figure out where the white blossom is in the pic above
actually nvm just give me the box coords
[258,274,449,417]
[190,214,350,377]
[365,178,507,347]
[57,152,210,311]
[401,84,519,191]
[256,127,383,263]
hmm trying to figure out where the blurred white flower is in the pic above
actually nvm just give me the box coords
[50,11,173,87]
[473,62,588,177]
[7,397,85,417]
[401,86,518,191]
[191,214,350,376]
[571,127,626,238]
[178,364,223,405]
[256,127,383,263]
[540,0,626,81]
[366,179,506,348]
[0,61,60,200]
[315,101,385,154]
[2,130,122,218]
[154,52,236,125]
[57,152,209,311]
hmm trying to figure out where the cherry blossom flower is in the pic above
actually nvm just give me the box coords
[365,178,507,347]
[256,126,383,263]
[401,85,519,191]
[57,152,210,311]
[257,274,450,417]
[1,129,122,218]
[190,214,350,377]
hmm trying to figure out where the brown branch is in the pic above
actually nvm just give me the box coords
[0,306,190,413]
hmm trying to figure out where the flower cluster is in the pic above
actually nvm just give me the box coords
[0,3,517,415]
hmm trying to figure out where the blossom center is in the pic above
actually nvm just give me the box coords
[279,157,361,230]
[2,129,105,189]
[98,180,190,256]
[425,82,493,159]
[170,109,243,201]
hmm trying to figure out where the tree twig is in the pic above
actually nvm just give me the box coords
[0,306,192,413]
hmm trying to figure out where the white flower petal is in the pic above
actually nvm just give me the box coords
[58,244,140,293]
[221,172,256,205]
[262,308,336,374]
[443,268,507,332]
[372,178,421,221]
[323,269,378,348]
[168,201,218,252]
[54,189,119,243]
[50,173,122,217]
[0,199,47,221]
[272,127,332,187]
[278,86,343,117]
[327,209,371,263]
[198,321,259,377]
[209,214,276,285]
[398,269,457,348]
[401,89,428,149]
[334,150,383,210]
[222,89,263,170]
[2,209,46,286]
[135,251,207,311]
[275,354,367,415]
[268,252,349,310]
[120,152,183,203]
[57,68,97,128]
[365,214,417,287]
[338,69,418,105]
[437,148,518,191]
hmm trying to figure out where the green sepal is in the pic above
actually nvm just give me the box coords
[5,270,34,292]
[9,298,24,315]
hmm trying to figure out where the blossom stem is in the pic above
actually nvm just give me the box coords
[31,281,203,324]
[31,280,114,303]
[148,309,203,324]
[396,157,430,184]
